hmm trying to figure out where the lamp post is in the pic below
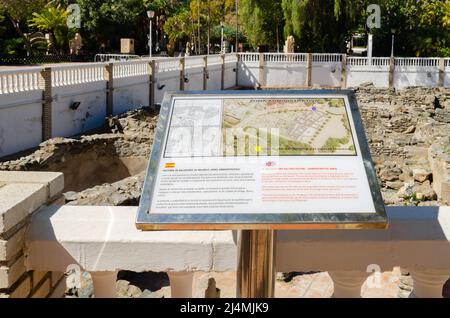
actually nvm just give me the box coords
[235,0,239,53]
[220,21,225,54]
[390,28,396,58]
[147,10,155,58]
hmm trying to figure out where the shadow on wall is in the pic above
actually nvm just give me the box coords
[239,62,260,88]
[45,154,147,192]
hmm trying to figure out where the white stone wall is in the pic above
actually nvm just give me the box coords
[1,54,449,158]
[0,171,65,298]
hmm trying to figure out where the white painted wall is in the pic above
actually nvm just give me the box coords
[346,67,390,88]
[311,62,342,87]
[445,68,450,88]
[238,61,259,88]
[0,54,449,158]
[154,71,181,105]
[394,67,439,88]
[224,62,237,88]
[52,82,107,137]
[264,63,307,88]
[184,69,204,91]
[114,76,149,114]
[207,65,222,90]
[0,92,42,158]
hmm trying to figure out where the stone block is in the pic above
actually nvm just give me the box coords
[0,183,47,234]
[0,171,64,199]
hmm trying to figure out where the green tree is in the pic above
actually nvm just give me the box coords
[239,0,283,50]
[28,5,70,53]
[366,0,450,56]
[281,0,363,52]
[164,6,192,49]
[162,0,235,54]
[74,0,148,53]
[0,0,47,55]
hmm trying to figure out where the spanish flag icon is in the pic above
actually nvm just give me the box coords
[165,163,176,168]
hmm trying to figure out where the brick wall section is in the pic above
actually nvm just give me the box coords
[0,172,65,298]
[40,68,53,142]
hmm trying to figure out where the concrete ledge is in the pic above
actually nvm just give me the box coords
[0,183,47,234]
[277,206,450,272]
[0,171,64,200]
[0,171,64,235]
[25,206,237,273]
[25,205,450,275]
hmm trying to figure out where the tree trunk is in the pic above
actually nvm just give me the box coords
[48,32,59,55]
[6,12,32,56]
[207,1,211,55]
[235,0,239,52]
[276,20,280,53]
[190,14,196,54]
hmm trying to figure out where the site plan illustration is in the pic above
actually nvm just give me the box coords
[164,97,356,158]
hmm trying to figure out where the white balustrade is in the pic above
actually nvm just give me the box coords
[206,55,222,66]
[184,56,205,71]
[52,63,106,87]
[328,271,370,298]
[167,272,195,298]
[312,53,342,62]
[1,54,447,93]
[24,205,450,298]
[395,57,440,67]
[264,53,307,63]
[112,60,148,79]
[0,68,41,94]
[94,54,140,62]
[409,270,450,298]
[155,57,183,73]
[347,57,390,67]
[240,53,260,63]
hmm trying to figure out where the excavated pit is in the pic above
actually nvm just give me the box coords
[0,108,157,193]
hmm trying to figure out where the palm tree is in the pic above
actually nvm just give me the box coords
[28,5,69,54]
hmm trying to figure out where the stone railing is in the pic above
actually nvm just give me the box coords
[1,53,449,159]
[0,67,41,94]
[1,171,449,298]
[237,53,450,89]
[0,54,240,159]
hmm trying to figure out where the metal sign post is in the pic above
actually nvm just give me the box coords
[237,230,275,298]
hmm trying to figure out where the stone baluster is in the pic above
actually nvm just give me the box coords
[328,271,370,298]
[409,270,449,298]
[90,271,118,298]
[167,272,195,298]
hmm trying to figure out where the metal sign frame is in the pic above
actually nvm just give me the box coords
[136,90,387,231]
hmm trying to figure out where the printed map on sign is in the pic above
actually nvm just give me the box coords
[164,98,356,158]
